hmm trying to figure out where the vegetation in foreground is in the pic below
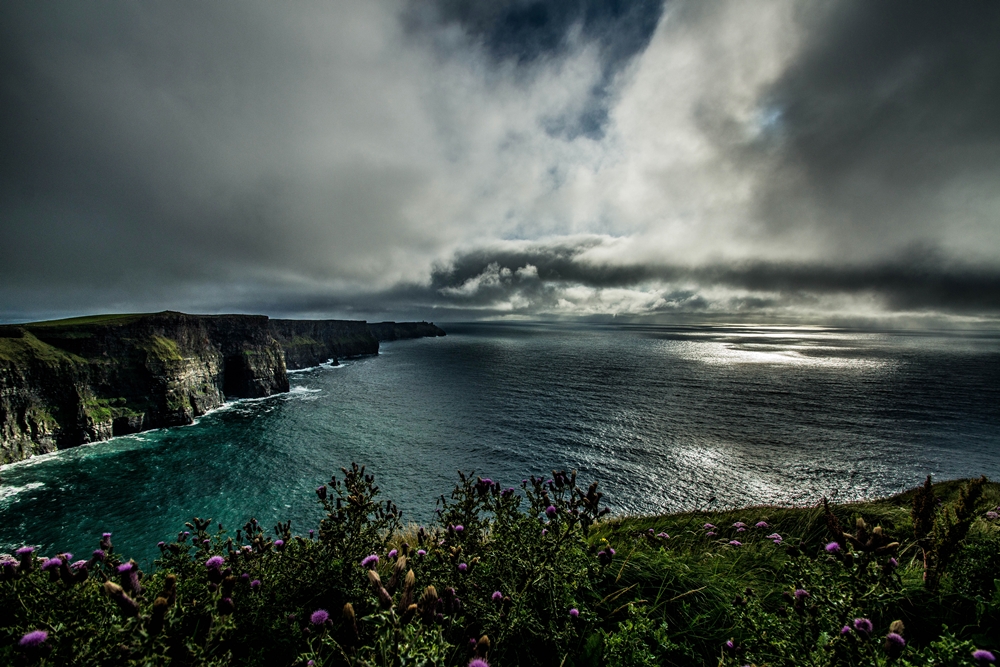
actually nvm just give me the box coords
[2,467,999,666]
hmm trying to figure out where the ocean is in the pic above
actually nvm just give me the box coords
[1,322,998,565]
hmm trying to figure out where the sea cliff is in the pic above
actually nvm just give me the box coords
[0,312,444,464]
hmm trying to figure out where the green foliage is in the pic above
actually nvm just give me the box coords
[2,473,998,666]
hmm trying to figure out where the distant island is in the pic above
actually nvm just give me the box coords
[0,312,445,464]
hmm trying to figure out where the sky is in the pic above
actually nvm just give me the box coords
[2,1,999,325]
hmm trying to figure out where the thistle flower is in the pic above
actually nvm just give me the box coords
[316,485,327,501]
[841,626,852,635]
[736,527,746,532]
[91,549,105,561]
[569,608,579,618]
[888,557,898,568]
[704,524,716,530]
[100,533,112,550]
[417,549,427,556]
[541,529,548,536]
[985,511,999,520]
[706,532,717,537]
[458,562,468,572]
[388,549,398,559]
[884,632,906,658]
[972,650,996,664]
[825,542,841,553]
[250,579,261,591]
[19,630,48,648]
[545,505,557,518]
[732,522,747,529]
[205,556,225,569]
[657,532,669,539]
[724,640,736,651]
[310,609,329,625]
[274,539,285,550]
[361,554,379,569]
[853,618,873,637]
[469,660,490,667]
[794,589,809,601]
[755,521,768,528]
[729,540,742,547]
[41,557,62,572]
[492,591,503,602]
[71,560,87,569]
[309,529,315,538]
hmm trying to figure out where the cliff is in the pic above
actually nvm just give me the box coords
[0,312,445,464]
[268,319,378,370]
[368,321,447,342]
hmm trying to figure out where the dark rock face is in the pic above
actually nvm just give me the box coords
[0,312,445,464]
[368,321,446,342]
[268,319,378,370]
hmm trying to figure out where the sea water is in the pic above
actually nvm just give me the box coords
[1,322,998,565]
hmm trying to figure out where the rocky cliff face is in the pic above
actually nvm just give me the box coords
[0,312,288,464]
[368,321,447,342]
[268,319,378,370]
[0,312,446,464]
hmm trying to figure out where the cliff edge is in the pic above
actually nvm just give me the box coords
[0,312,445,464]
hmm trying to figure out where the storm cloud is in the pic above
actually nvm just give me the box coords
[1,1,998,324]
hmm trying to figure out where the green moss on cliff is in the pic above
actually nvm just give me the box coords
[139,335,184,362]
[0,330,86,366]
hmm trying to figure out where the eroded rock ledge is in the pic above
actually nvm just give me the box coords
[0,311,445,463]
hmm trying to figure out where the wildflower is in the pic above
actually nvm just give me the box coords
[657,532,669,539]
[388,549,398,559]
[707,531,717,537]
[453,525,464,533]
[755,521,768,528]
[794,589,809,601]
[240,573,250,581]
[704,523,716,530]
[417,549,427,556]
[732,522,746,529]
[41,557,62,572]
[316,485,327,501]
[825,541,841,553]
[724,640,736,651]
[841,626,852,635]
[546,505,557,518]
[492,591,503,602]
[250,579,261,590]
[888,557,898,569]
[274,539,285,550]
[469,660,490,667]
[205,556,225,569]
[19,630,48,648]
[729,540,742,547]
[972,650,996,664]
[569,608,579,618]
[91,549,105,561]
[309,529,315,538]
[458,562,468,572]
[541,529,548,536]
[986,511,999,520]
[202,539,210,546]
[853,618,873,637]
[361,554,379,569]
[884,633,906,659]
[100,533,112,550]
[609,547,615,555]
[157,541,165,548]
[310,609,329,625]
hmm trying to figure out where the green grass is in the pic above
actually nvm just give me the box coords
[0,330,86,366]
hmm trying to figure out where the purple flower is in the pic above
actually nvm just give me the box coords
[569,608,579,618]
[888,557,899,569]
[240,572,250,581]
[316,485,327,501]
[703,523,716,530]
[16,546,35,556]
[545,505,557,518]
[70,559,87,570]
[886,632,906,648]
[453,525,464,533]
[541,529,548,536]
[724,640,736,651]
[92,549,105,561]
[986,511,999,520]
[250,579,261,590]
[417,549,427,556]
[41,558,62,571]
[202,539,210,546]
[157,541,165,548]
[310,609,329,625]
[458,562,468,572]
[657,532,669,539]
[729,540,742,547]
[388,549,398,559]
[205,556,225,569]
[469,660,490,667]
[853,618,873,636]
[117,562,134,573]
[825,542,841,553]
[736,527,746,532]
[608,548,615,556]
[841,626,852,635]
[60,553,73,561]
[972,650,996,664]
[274,539,285,549]
[309,529,315,538]
[19,630,48,647]
[492,591,503,602]
[755,521,768,528]
[360,554,379,569]
[794,589,809,601]
[732,522,747,529]
[706,531,717,537]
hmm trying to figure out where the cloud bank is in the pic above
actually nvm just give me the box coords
[1,0,998,324]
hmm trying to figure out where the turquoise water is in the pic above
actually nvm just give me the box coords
[2,322,998,566]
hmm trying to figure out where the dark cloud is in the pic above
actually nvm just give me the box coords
[757,2,1000,251]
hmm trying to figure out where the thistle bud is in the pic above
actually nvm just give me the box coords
[217,597,235,615]
[475,635,491,659]
[378,586,393,609]
[104,581,139,617]
[367,569,383,592]
[400,603,418,625]
[148,597,169,635]
[890,620,905,636]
